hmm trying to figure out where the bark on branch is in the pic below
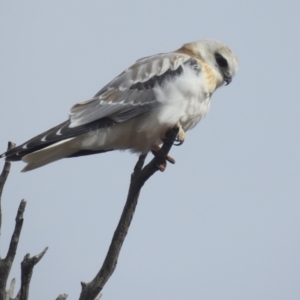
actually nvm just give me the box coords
[79,127,179,300]
[0,127,179,299]
[0,142,48,300]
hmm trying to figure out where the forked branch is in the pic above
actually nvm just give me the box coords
[0,127,179,300]
[0,142,48,300]
[79,127,179,300]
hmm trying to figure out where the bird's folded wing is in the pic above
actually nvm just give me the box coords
[69,52,191,127]
[0,53,193,161]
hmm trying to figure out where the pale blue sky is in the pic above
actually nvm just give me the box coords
[1,1,299,299]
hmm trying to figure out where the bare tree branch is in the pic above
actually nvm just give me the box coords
[0,199,27,300]
[0,142,15,232]
[18,247,48,300]
[0,142,49,300]
[5,200,26,264]
[0,142,20,300]
[79,127,179,300]
[1,128,178,299]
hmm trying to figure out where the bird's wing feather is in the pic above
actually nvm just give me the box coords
[1,52,194,161]
[69,52,192,127]
[2,118,114,161]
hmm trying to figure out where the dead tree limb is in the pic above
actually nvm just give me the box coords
[17,247,48,300]
[1,127,178,299]
[0,142,49,300]
[0,142,19,300]
[79,127,179,300]
[0,142,15,231]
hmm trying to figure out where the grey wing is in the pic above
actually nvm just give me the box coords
[69,52,192,128]
[0,52,194,161]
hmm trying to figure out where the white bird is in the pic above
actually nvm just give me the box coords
[1,40,238,172]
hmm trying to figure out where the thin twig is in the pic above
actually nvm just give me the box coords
[79,127,179,300]
[0,142,15,232]
[0,142,49,300]
[0,200,26,300]
[5,201,27,263]
[0,143,20,300]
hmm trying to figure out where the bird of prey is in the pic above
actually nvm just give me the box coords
[1,40,238,172]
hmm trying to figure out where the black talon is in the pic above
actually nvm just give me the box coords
[173,140,183,146]
[166,156,175,164]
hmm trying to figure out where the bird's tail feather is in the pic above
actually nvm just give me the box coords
[21,138,78,172]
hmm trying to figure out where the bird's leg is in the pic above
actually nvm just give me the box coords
[151,144,175,172]
[153,125,182,171]
[173,123,185,146]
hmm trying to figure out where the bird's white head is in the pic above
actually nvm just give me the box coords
[181,40,238,86]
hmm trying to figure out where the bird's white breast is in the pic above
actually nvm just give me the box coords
[153,64,211,131]
[74,63,212,153]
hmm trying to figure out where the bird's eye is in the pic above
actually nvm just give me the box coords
[215,53,228,68]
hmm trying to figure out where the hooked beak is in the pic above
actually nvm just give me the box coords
[224,72,232,86]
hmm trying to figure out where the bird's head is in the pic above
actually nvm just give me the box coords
[182,40,238,87]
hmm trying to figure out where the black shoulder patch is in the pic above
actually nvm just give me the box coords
[186,58,201,74]
[130,58,200,91]
[130,66,183,90]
